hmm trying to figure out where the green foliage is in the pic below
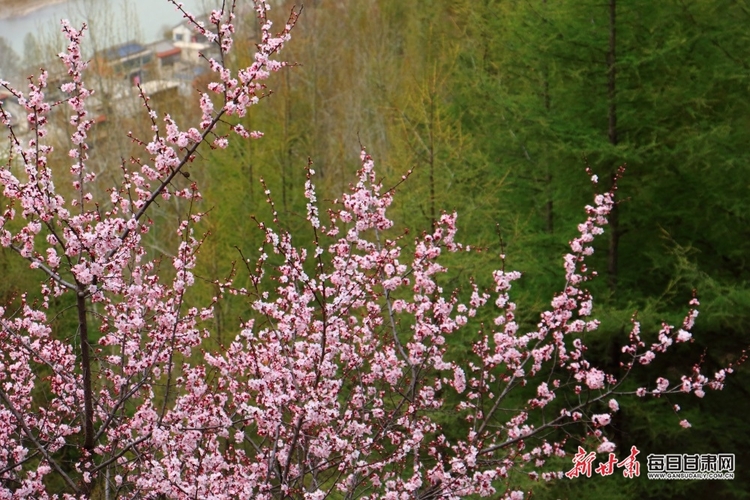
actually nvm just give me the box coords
[443,2,750,497]
[184,3,750,496]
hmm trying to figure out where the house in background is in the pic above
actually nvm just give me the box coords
[96,41,154,85]
[171,16,214,63]
[152,40,182,70]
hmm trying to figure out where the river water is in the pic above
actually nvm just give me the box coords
[0,0,221,58]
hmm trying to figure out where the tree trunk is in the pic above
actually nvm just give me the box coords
[607,0,619,292]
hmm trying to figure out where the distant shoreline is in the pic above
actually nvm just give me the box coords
[0,0,68,20]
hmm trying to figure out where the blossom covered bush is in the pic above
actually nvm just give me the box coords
[0,1,739,498]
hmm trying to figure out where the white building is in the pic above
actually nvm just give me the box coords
[172,16,214,63]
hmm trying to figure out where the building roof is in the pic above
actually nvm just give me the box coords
[104,42,149,61]
[151,40,181,58]
[158,47,181,58]
[172,12,211,31]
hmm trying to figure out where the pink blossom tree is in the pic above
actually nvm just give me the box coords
[0,1,740,498]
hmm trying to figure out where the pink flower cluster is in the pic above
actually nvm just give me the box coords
[0,1,740,498]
